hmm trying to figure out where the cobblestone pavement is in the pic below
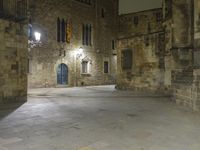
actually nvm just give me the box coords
[0,86,200,150]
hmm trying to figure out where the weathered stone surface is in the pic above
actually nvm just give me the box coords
[116,8,166,92]
[28,0,118,88]
[0,19,28,104]
[162,0,200,111]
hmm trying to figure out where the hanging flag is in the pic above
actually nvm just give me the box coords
[66,19,72,43]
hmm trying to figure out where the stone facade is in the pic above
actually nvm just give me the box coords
[0,0,28,104]
[116,0,200,111]
[162,0,200,111]
[116,8,166,92]
[28,0,118,88]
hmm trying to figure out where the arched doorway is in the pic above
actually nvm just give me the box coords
[57,63,68,85]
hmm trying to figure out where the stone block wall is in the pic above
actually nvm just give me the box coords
[174,69,200,111]
[116,8,166,92]
[28,0,118,88]
[0,19,28,104]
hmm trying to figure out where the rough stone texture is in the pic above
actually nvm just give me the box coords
[194,0,200,66]
[1,86,200,150]
[116,8,166,92]
[0,19,28,104]
[174,69,200,111]
[162,0,200,111]
[116,0,200,111]
[28,0,118,88]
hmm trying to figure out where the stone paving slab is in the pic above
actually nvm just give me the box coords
[0,86,200,150]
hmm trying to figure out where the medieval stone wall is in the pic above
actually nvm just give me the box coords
[28,0,118,88]
[162,0,200,111]
[0,19,28,104]
[116,8,166,92]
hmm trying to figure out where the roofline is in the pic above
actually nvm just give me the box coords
[119,8,162,17]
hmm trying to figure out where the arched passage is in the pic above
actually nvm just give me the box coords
[57,63,68,85]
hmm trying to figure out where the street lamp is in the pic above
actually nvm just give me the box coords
[34,32,41,41]
[28,31,42,49]
[79,47,83,54]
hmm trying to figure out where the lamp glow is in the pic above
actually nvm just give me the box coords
[34,32,41,41]
[79,47,83,53]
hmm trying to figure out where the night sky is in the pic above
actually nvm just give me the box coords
[119,0,162,14]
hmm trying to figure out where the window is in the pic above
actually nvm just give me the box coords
[122,49,132,70]
[156,12,162,22]
[82,24,92,46]
[164,0,172,19]
[133,16,139,26]
[112,40,115,50]
[144,36,150,46]
[57,18,71,43]
[104,61,109,73]
[101,8,105,18]
[0,0,27,21]
[147,22,151,33]
[74,0,92,5]
[16,0,27,20]
[82,61,89,74]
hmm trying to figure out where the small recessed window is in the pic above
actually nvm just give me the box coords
[133,16,139,26]
[104,61,109,73]
[145,36,150,46]
[101,8,105,18]
[112,40,115,50]
[156,12,162,22]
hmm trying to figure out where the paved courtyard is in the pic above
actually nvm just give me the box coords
[0,85,200,150]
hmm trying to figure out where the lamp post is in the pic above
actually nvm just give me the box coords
[75,47,83,86]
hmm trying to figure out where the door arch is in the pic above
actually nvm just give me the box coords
[57,63,68,85]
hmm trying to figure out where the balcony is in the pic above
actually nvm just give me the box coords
[0,0,27,22]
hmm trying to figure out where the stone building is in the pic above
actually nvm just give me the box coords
[162,0,200,111]
[28,0,118,88]
[116,8,165,91]
[0,0,28,104]
[116,0,200,111]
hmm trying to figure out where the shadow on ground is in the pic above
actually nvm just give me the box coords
[0,102,25,121]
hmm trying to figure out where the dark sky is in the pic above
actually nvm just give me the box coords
[119,0,162,14]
